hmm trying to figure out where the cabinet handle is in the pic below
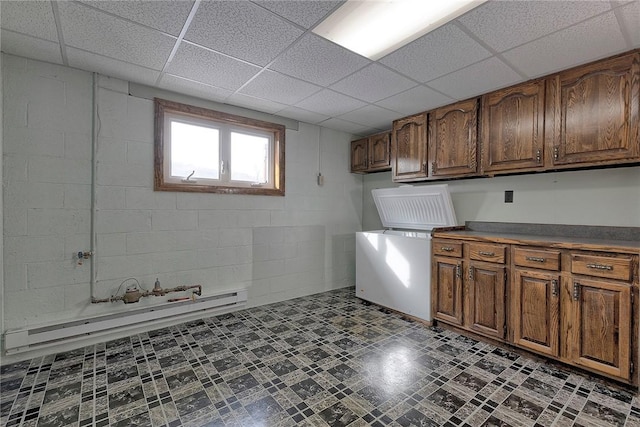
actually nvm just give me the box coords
[586,263,613,271]
[551,279,558,297]
[441,247,454,252]
[468,266,474,280]
[479,251,495,257]
[526,256,546,263]
[553,146,559,160]
[456,264,461,279]
[536,149,541,163]
[573,282,580,301]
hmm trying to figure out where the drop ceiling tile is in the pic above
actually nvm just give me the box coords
[269,33,369,86]
[159,74,232,103]
[317,117,372,135]
[379,23,492,83]
[1,0,58,42]
[1,30,62,65]
[294,89,366,116]
[252,0,343,29]
[67,48,160,86]
[338,105,398,130]
[330,64,417,103]
[58,2,176,70]
[226,93,288,115]
[618,1,640,47]
[459,1,612,53]
[78,0,194,36]
[277,107,330,125]
[239,70,321,105]
[185,1,303,66]
[375,86,453,116]
[502,12,628,78]
[427,57,522,100]
[166,43,261,91]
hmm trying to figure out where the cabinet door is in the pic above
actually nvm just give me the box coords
[571,278,632,380]
[546,52,640,167]
[467,261,505,339]
[481,80,545,173]
[368,132,391,171]
[512,269,560,357]
[350,138,368,173]
[432,256,463,326]
[392,113,428,181]
[428,99,478,178]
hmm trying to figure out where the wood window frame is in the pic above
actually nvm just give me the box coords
[154,98,285,196]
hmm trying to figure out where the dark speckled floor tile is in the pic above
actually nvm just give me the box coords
[2,288,639,427]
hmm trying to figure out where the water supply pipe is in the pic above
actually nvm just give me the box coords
[90,72,99,303]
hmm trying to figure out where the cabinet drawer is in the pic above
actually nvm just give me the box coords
[513,247,561,271]
[433,240,463,257]
[469,243,506,264]
[571,253,633,282]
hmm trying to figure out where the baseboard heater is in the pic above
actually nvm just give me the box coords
[4,289,248,355]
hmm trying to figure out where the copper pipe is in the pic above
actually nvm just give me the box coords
[91,284,202,304]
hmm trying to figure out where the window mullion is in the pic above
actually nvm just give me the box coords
[220,125,231,184]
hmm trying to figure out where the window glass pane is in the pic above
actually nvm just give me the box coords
[230,132,269,183]
[171,121,219,179]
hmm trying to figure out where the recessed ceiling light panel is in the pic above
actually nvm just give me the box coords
[313,0,486,60]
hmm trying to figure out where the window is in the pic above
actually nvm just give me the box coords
[154,98,285,196]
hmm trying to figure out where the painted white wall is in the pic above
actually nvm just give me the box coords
[1,55,362,355]
[0,11,4,345]
[363,167,640,230]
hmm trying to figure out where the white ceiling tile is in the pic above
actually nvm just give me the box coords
[268,33,369,86]
[167,43,261,91]
[338,105,398,130]
[159,74,232,103]
[59,2,176,70]
[67,48,160,86]
[502,12,628,78]
[277,106,330,125]
[252,0,343,29]
[375,86,453,116]
[1,30,62,65]
[317,117,372,135]
[459,1,612,53]
[379,23,492,83]
[330,64,417,103]
[185,1,303,66]
[295,89,366,116]
[239,70,321,105]
[1,0,58,42]
[427,57,522,100]
[78,1,194,36]
[617,1,640,47]
[226,93,288,114]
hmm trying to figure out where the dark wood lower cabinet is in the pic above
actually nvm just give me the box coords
[512,269,560,357]
[432,233,638,385]
[571,277,632,381]
[468,261,505,339]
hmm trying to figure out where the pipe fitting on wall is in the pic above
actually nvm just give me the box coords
[91,283,202,304]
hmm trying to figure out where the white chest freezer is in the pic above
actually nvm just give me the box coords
[356,184,457,322]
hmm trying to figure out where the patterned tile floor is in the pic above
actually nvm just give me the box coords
[2,288,640,427]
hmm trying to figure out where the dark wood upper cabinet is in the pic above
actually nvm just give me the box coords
[428,99,479,178]
[481,80,546,174]
[546,51,640,167]
[350,138,368,173]
[350,132,391,174]
[368,132,391,171]
[392,112,428,181]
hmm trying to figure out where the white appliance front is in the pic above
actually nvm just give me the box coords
[355,184,457,322]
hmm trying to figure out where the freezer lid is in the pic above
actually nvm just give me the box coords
[372,184,457,230]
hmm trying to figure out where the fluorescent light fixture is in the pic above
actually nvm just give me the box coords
[313,0,486,60]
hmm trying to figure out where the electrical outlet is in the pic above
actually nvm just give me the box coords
[505,190,514,203]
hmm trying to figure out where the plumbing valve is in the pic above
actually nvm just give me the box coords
[76,251,93,265]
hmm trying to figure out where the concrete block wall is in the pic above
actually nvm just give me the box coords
[2,55,363,343]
